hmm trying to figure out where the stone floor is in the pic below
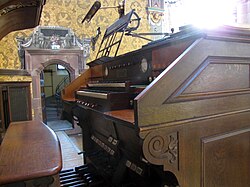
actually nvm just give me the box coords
[55,130,84,170]
[44,96,84,171]
[46,119,84,170]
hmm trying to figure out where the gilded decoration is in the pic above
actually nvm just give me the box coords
[142,130,179,171]
[0,0,150,70]
[0,75,32,82]
[147,0,164,24]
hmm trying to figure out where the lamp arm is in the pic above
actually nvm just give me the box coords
[100,6,119,9]
[125,32,153,42]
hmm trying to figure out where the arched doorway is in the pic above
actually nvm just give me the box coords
[17,26,91,121]
[36,59,75,123]
[41,62,72,130]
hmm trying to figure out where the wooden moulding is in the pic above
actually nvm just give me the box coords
[0,0,46,40]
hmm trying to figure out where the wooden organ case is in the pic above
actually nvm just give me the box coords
[62,25,250,187]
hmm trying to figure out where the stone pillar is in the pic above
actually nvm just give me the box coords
[31,73,43,121]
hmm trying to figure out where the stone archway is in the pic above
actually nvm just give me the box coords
[31,59,75,121]
[41,59,75,81]
[27,49,90,121]
[18,26,91,121]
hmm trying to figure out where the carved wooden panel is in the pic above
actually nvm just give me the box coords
[184,63,249,93]
[136,38,250,127]
[201,128,250,187]
[142,130,179,172]
[167,57,250,103]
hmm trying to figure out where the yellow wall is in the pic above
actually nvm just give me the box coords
[0,75,32,82]
[0,0,150,70]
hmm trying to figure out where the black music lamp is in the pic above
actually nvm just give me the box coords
[81,1,101,23]
[81,0,125,24]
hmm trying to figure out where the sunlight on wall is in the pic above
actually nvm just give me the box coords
[182,0,237,29]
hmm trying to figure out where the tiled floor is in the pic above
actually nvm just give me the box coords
[54,128,84,170]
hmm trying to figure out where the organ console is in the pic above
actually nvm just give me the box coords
[61,15,250,186]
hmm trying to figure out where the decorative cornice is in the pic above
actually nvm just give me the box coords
[0,1,40,17]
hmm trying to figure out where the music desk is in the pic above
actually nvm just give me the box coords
[0,121,62,187]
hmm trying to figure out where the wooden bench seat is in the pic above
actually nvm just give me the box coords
[0,120,62,186]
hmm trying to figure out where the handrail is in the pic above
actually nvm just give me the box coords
[55,76,70,96]
[55,76,70,117]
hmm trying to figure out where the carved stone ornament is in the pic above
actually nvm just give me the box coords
[16,26,91,70]
[16,26,90,51]
[142,130,179,171]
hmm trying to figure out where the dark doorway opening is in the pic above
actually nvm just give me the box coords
[40,64,73,131]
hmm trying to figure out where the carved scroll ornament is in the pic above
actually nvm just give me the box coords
[142,130,179,171]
